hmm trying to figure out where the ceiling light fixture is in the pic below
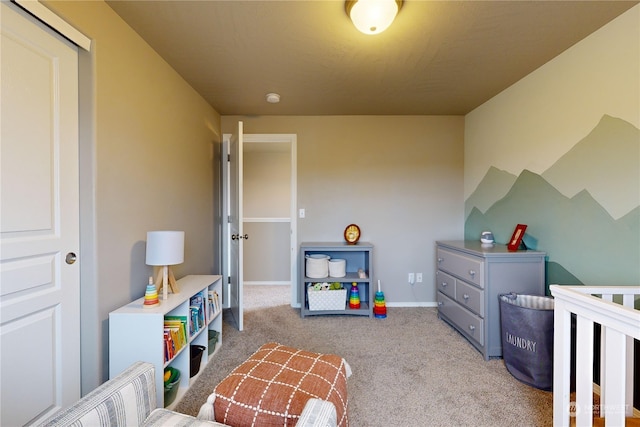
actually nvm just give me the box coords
[266,93,280,103]
[345,0,403,35]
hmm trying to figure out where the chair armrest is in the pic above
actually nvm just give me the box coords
[37,361,156,427]
[295,399,337,427]
[145,409,228,426]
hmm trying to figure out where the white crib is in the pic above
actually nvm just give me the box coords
[550,285,640,426]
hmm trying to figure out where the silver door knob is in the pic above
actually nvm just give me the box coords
[65,252,77,264]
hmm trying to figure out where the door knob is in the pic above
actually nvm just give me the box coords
[65,252,77,264]
[231,234,249,240]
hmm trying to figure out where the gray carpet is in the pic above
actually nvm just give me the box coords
[175,285,553,426]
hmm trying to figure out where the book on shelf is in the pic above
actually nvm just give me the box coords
[189,293,206,336]
[164,315,187,362]
[208,290,220,318]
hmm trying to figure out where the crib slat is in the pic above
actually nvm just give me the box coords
[625,334,633,417]
[576,316,594,427]
[604,327,626,426]
[623,294,634,417]
[553,299,572,426]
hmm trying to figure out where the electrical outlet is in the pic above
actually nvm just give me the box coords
[416,273,423,283]
[408,273,415,284]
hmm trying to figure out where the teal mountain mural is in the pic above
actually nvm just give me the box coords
[465,115,639,289]
[543,115,639,220]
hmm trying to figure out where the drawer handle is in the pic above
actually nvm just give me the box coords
[441,282,447,287]
[437,301,443,306]
[463,293,469,300]
[437,257,443,263]
[468,270,476,277]
[468,325,476,332]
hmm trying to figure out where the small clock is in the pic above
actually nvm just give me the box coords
[344,224,361,245]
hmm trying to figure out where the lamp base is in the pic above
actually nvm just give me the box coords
[154,266,180,297]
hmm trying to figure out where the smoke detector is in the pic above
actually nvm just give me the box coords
[266,93,280,103]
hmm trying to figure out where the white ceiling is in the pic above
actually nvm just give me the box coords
[106,0,637,116]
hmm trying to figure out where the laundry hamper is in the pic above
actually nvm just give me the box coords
[498,292,554,391]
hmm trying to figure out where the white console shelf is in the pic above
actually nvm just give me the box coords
[109,274,222,409]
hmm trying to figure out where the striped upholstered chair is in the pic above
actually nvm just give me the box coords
[37,360,337,427]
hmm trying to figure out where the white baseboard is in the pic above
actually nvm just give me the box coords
[244,281,291,286]
[386,302,438,308]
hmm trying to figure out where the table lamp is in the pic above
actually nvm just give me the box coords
[145,230,184,300]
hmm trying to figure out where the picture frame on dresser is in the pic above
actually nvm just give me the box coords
[507,224,527,251]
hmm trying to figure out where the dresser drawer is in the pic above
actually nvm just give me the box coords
[455,280,484,317]
[435,270,456,299]
[437,292,484,346]
[436,248,483,288]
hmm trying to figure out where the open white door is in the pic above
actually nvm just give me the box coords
[227,122,244,330]
[0,3,80,424]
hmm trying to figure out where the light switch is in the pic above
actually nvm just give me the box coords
[299,208,305,218]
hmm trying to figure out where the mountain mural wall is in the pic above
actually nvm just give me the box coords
[465,115,639,289]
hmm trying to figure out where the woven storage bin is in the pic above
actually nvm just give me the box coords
[306,254,330,278]
[328,259,346,277]
[307,288,347,311]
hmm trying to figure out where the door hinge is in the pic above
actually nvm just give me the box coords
[228,215,232,223]
[227,154,231,162]
[228,276,231,284]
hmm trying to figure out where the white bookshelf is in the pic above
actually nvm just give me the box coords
[109,275,222,409]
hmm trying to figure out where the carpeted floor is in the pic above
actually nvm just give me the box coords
[175,285,553,426]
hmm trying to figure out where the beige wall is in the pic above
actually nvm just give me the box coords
[243,222,291,282]
[44,1,222,391]
[223,116,465,305]
[244,149,291,218]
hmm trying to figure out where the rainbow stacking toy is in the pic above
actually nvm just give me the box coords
[373,279,387,318]
[349,282,360,309]
[143,277,160,308]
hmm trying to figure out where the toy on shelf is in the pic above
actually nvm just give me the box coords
[373,279,387,319]
[349,282,360,309]
[143,276,160,308]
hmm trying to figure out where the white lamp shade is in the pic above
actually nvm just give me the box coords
[146,231,184,266]
[349,0,399,35]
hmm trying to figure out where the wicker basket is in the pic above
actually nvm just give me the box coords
[307,288,347,311]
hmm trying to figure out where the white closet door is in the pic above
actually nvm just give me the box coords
[1,3,81,425]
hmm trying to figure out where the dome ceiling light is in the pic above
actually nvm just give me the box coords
[345,0,403,35]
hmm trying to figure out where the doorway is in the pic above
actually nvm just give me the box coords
[242,134,297,306]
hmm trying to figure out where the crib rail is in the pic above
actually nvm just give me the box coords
[550,285,640,427]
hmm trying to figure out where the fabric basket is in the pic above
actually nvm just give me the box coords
[308,288,347,311]
[329,259,346,277]
[306,254,330,278]
[499,292,554,391]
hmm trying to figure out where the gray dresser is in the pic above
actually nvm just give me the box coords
[435,240,546,360]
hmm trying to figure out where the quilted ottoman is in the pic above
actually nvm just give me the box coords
[197,342,351,427]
